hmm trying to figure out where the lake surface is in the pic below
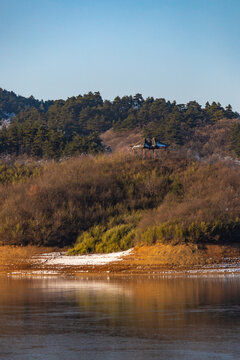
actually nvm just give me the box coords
[0,276,240,360]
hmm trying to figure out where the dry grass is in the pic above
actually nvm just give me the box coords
[182,118,239,159]
[124,243,240,267]
[125,244,206,266]
[100,129,143,153]
[0,246,55,273]
[135,160,240,245]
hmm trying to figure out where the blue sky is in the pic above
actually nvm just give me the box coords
[0,0,240,110]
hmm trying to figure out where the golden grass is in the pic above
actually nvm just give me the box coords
[100,129,143,153]
[0,246,55,273]
[123,243,240,267]
[124,244,206,266]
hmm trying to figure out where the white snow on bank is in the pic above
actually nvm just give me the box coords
[11,270,60,276]
[35,249,133,266]
[160,261,240,275]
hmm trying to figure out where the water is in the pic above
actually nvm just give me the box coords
[0,276,240,360]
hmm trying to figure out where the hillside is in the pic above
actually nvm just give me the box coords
[1,152,240,254]
[1,88,240,256]
[0,88,53,119]
[0,88,239,159]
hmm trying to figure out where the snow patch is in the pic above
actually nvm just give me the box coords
[35,249,133,266]
[11,270,59,276]
[160,261,240,275]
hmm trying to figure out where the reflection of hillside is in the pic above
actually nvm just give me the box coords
[73,277,240,338]
[0,277,240,341]
[0,278,134,338]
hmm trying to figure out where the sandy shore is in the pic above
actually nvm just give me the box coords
[1,243,240,277]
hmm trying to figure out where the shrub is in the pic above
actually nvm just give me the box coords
[0,161,41,184]
[135,220,240,246]
[69,224,135,254]
[1,152,240,250]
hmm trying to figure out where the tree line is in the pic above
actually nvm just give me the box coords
[0,88,53,117]
[0,88,238,158]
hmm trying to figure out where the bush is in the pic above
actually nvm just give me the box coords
[0,161,41,184]
[0,154,180,247]
[135,161,240,246]
[1,152,240,250]
[69,224,135,254]
[135,220,240,246]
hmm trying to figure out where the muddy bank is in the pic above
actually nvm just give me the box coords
[1,243,240,277]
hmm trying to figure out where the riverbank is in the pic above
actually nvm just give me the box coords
[1,243,240,277]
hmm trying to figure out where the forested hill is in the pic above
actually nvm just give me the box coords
[0,88,53,118]
[0,88,239,159]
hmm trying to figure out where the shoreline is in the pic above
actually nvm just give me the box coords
[7,265,240,278]
[1,243,240,278]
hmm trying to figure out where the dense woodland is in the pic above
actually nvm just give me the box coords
[0,88,239,158]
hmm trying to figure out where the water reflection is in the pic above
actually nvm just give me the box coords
[0,276,240,359]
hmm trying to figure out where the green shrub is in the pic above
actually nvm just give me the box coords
[69,223,135,254]
[96,224,135,253]
[135,220,240,246]
[68,226,104,254]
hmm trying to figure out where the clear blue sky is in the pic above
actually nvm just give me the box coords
[0,0,239,110]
